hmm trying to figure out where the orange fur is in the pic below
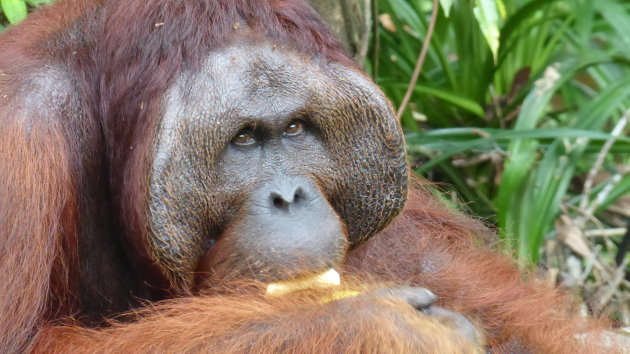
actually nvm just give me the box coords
[22,186,610,353]
[32,283,482,353]
[0,0,612,352]
[346,186,608,353]
[0,111,79,350]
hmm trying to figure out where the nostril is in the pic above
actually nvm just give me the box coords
[271,194,288,209]
[267,183,311,210]
[293,187,304,203]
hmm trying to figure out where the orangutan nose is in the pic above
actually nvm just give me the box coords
[265,177,313,212]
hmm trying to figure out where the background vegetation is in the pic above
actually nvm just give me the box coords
[1,0,628,325]
[371,0,629,324]
[0,0,52,29]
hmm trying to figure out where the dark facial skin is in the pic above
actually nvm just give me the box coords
[146,33,408,288]
[196,175,348,283]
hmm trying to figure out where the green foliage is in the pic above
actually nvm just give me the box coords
[1,0,27,24]
[0,0,53,26]
[373,0,630,266]
[25,0,54,5]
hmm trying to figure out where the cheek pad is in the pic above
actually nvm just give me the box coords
[311,85,408,245]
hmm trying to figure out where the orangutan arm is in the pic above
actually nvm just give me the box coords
[31,287,482,353]
[346,187,607,353]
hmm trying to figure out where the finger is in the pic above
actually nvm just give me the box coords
[424,306,482,345]
[375,287,438,309]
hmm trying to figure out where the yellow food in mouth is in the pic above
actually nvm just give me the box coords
[265,269,361,302]
[266,268,341,296]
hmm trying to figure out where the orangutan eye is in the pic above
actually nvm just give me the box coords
[232,129,256,146]
[284,120,304,136]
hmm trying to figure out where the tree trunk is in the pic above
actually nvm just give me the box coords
[309,0,371,64]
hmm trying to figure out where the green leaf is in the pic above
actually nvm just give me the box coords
[25,0,54,5]
[407,127,629,173]
[386,83,485,117]
[473,0,501,62]
[1,0,27,24]
[596,0,630,58]
[439,0,453,17]
[596,175,630,212]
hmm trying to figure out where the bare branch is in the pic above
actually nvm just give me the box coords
[396,0,439,120]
